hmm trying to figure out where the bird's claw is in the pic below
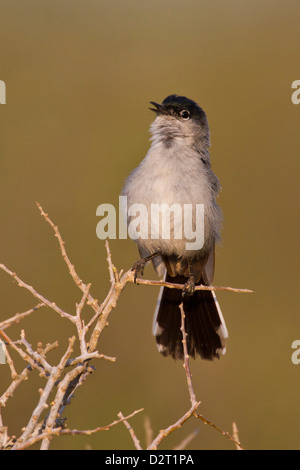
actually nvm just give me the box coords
[182,275,195,297]
[131,259,146,283]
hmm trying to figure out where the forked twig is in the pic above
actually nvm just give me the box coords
[0,203,249,450]
[133,276,253,294]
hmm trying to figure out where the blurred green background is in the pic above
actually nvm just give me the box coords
[1,0,300,450]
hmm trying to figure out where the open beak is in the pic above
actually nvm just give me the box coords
[149,101,169,115]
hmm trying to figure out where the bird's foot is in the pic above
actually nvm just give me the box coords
[182,275,195,297]
[131,258,146,283]
[131,251,162,283]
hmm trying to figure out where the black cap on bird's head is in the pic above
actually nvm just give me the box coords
[149,94,207,125]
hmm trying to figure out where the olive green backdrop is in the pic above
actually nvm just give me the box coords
[0,0,300,450]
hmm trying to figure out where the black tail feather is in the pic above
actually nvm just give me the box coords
[152,274,228,360]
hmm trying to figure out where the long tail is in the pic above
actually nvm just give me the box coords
[152,274,228,360]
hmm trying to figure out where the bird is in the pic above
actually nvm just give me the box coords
[121,94,228,360]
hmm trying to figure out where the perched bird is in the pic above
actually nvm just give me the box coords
[121,95,228,360]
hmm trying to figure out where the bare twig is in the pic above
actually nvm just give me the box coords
[193,412,244,450]
[133,275,254,294]
[0,365,31,409]
[144,416,153,449]
[36,202,101,314]
[0,329,50,378]
[12,408,144,451]
[179,302,197,406]
[88,269,132,352]
[0,204,250,450]
[0,264,74,323]
[117,412,143,450]
[1,344,18,380]
[173,428,200,450]
[232,422,243,450]
[0,304,44,330]
[147,402,200,450]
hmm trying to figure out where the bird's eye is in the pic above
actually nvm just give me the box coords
[180,110,190,120]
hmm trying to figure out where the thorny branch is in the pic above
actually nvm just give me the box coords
[0,203,249,450]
